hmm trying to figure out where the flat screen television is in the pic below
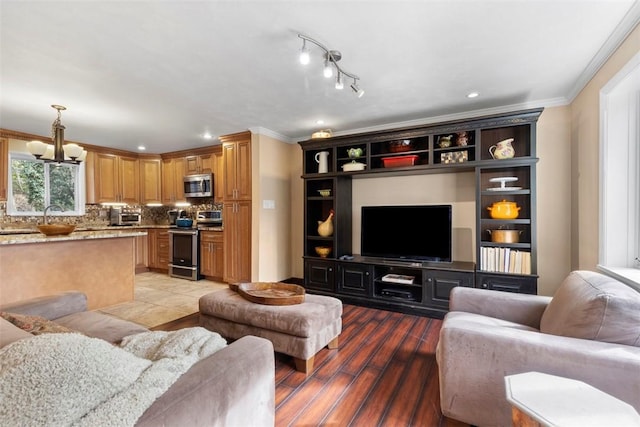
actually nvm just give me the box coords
[361,205,452,262]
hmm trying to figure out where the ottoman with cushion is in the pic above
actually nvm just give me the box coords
[200,288,342,374]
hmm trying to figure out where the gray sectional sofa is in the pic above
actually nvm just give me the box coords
[0,291,275,426]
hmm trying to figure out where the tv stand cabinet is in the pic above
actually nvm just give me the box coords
[300,108,542,318]
[306,256,474,318]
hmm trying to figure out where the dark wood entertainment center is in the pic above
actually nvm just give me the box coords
[299,108,542,318]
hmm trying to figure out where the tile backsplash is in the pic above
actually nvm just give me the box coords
[0,201,222,229]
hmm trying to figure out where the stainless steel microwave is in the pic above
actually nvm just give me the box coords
[183,173,213,198]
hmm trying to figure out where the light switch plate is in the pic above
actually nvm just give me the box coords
[263,200,275,209]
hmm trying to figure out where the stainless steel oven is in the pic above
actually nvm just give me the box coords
[168,228,201,280]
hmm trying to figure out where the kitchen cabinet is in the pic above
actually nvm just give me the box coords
[220,131,252,284]
[94,152,139,204]
[139,156,162,205]
[185,152,214,175]
[0,137,8,201]
[221,132,251,200]
[223,200,251,283]
[148,228,169,272]
[200,230,224,279]
[161,157,186,205]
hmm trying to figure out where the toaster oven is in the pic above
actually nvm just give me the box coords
[110,207,142,226]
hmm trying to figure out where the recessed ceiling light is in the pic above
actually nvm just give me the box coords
[203,132,213,140]
[138,145,146,151]
[467,92,479,99]
[316,120,325,125]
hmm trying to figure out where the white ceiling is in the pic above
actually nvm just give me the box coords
[1,1,639,154]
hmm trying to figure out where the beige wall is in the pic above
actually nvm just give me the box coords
[351,173,476,262]
[252,132,293,282]
[536,106,572,295]
[569,23,640,272]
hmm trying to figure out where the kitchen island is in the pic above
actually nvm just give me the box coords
[0,229,147,310]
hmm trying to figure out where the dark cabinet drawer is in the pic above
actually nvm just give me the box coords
[424,270,474,309]
[337,262,372,296]
[304,259,335,292]
[475,273,537,294]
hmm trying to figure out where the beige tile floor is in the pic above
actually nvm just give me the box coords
[98,272,227,328]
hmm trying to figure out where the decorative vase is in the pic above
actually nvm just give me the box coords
[317,210,334,237]
[489,138,515,159]
[315,151,330,173]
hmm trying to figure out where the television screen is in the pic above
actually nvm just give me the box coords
[361,205,452,262]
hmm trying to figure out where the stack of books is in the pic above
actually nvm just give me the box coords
[480,247,531,274]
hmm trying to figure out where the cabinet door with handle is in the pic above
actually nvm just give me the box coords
[304,259,335,292]
[424,270,474,309]
[337,262,372,296]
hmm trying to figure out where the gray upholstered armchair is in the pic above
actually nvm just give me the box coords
[436,270,640,427]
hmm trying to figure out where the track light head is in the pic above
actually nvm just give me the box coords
[351,82,365,98]
[323,59,333,78]
[335,73,344,90]
[299,40,310,65]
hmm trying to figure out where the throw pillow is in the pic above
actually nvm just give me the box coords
[0,312,76,335]
[539,270,640,347]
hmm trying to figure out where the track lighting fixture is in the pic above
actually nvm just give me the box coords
[297,33,363,97]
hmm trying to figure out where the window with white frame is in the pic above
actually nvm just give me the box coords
[599,50,640,289]
[7,152,85,215]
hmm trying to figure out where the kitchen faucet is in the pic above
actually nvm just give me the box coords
[43,205,63,224]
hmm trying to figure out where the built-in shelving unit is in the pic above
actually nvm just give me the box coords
[299,108,542,317]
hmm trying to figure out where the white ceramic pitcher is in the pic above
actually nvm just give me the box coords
[315,151,329,173]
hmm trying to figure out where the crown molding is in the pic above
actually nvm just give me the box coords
[566,1,640,102]
[249,126,294,144]
[290,97,568,141]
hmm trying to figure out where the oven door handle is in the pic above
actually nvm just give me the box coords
[168,230,198,235]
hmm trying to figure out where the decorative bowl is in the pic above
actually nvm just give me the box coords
[388,139,413,153]
[341,162,366,172]
[176,218,193,227]
[37,224,76,236]
[317,189,331,197]
[315,246,332,258]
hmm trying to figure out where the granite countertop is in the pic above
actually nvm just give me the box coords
[0,229,148,245]
[0,224,223,244]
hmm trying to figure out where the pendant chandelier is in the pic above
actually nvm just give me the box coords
[27,105,86,164]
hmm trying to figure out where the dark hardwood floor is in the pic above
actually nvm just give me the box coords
[156,304,467,427]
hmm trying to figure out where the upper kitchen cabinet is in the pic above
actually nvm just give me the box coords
[184,151,214,175]
[93,152,139,204]
[161,156,186,205]
[139,156,162,205]
[0,138,8,201]
[220,131,252,201]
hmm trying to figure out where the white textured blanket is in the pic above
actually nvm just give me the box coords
[0,327,226,426]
